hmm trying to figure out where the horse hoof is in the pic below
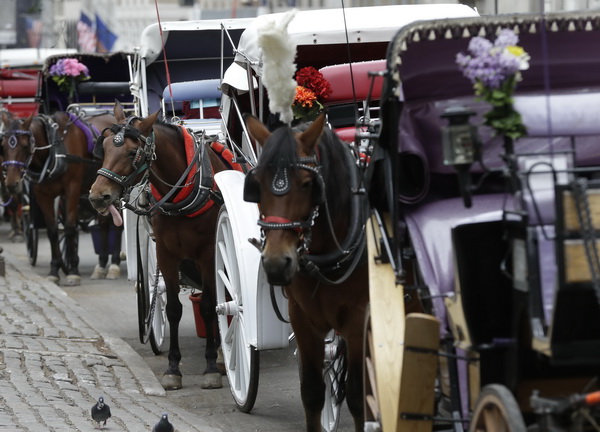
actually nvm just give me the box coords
[66,275,81,286]
[162,374,182,390]
[201,373,223,389]
[47,275,60,284]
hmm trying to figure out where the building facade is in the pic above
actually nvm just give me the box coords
[4,0,600,53]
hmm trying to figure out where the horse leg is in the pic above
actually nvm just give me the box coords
[344,337,365,432]
[292,307,326,432]
[63,222,81,286]
[9,198,24,243]
[197,262,222,389]
[46,224,62,283]
[158,254,184,390]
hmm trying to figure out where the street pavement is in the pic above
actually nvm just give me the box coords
[0,231,223,431]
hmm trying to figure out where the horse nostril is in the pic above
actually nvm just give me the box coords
[102,193,112,203]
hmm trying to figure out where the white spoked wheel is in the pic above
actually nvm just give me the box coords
[146,238,166,355]
[215,205,259,413]
[293,330,345,432]
[322,331,344,432]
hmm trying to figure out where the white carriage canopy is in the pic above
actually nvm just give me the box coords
[135,17,255,116]
[232,4,479,76]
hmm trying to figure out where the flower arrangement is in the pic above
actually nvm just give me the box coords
[292,66,332,122]
[48,58,90,102]
[456,29,530,140]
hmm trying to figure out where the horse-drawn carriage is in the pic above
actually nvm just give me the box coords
[1,51,133,284]
[213,3,478,430]
[364,9,600,432]
[117,17,253,358]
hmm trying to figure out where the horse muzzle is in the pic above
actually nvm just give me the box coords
[261,252,298,286]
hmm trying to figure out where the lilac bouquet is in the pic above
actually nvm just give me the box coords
[456,29,529,140]
[49,58,90,101]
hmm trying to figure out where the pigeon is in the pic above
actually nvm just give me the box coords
[91,396,112,429]
[152,413,174,432]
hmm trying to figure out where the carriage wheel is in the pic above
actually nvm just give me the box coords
[322,331,344,432]
[57,197,76,268]
[146,238,166,355]
[22,191,38,266]
[215,205,260,413]
[468,384,526,432]
[363,305,382,432]
[136,229,166,354]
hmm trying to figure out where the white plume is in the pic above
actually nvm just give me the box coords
[257,9,298,125]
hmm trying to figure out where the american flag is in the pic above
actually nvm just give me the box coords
[25,16,43,48]
[77,11,96,53]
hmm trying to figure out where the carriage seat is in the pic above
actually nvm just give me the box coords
[320,60,385,141]
[403,193,512,337]
[161,79,222,134]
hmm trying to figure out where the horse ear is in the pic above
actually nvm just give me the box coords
[298,111,326,155]
[114,100,125,122]
[22,113,34,130]
[139,110,159,136]
[1,111,9,128]
[244,113,271,147]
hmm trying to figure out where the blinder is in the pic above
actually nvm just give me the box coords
[92,120,144,161]
[243,169,261,203]
[242,161,324,205]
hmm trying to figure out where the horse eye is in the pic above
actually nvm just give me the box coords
[128,150,137,158]
[302,179,314,190]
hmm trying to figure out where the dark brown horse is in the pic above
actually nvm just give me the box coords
[1,110,118,285]
[0,112,25,242]
[243,112,369,432]
[88,101,229,390]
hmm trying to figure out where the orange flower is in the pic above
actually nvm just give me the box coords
[294,86,317,108]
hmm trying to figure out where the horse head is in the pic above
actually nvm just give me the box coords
[88,100,159,225]
[1,111,34,195]
[243,112,329,286]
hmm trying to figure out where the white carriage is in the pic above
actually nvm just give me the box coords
[124,17,253,353]
[214,3,479,429]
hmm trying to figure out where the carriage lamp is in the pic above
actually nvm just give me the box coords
[441,106,478,166]
[441,106,480,208]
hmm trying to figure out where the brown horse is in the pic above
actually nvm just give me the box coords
[1,110,118,285]
[243,112,369,432]
[0,112,25,242]
[88,101,229,390]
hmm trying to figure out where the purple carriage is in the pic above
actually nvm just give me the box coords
[364,9,600,432]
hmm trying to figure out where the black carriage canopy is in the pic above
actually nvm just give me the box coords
[41,52,134,113]
[384,11,600,204]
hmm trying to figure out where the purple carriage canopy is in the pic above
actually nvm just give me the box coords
[383,10,600,341]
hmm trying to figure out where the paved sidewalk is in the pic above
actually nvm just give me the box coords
[0,248,222,432]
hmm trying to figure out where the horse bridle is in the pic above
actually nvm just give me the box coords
[1,129,32,174]
[244,155,325,254]
[95,116,156,189]
[245,141,368,285]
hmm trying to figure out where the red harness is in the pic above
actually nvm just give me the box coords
[150,127,244,218]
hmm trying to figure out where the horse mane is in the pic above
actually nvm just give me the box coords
[257,121,351,212]
[151,118,185,143]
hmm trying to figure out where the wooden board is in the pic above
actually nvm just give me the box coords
[397,313,440,432]
[367,214,439,432]
[367,213,405,432]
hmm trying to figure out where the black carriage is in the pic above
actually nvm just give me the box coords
[364,10,600,432]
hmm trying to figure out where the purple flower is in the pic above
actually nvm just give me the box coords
[494,29,519,48]
[456,28,527,90]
